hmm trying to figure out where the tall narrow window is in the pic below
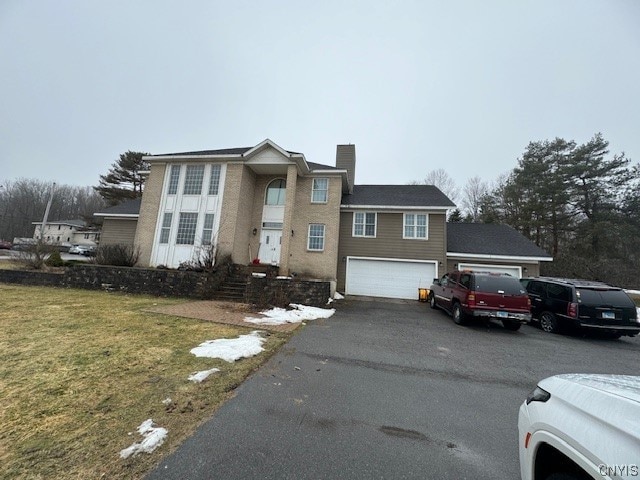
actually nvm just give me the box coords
[353,212,376,237]
[311,178,328,203]
[183,165,205,195]
[202,214,215,245]
[404,213,428,239]
[159,212,173,244]
[208,165,221,195]
[308,224,325,251]
[176,213,198,245]
[168,165,181,194]
[265,179,286,205]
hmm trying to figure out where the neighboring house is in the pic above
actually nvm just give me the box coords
[446,223,553,278]
[93,198,141,246]
[32,219,99,245]
[97,138,552,299]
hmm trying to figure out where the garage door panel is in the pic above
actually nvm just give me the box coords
[346,258,436,300]
[458,263,521,278]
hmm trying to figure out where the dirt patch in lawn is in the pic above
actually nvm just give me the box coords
[146,300,301,333]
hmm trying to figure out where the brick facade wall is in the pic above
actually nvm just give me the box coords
[134,163,166,265]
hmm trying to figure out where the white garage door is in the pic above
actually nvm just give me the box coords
[346,257,437,300]
[458,263,521,278]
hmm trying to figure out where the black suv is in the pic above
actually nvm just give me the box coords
[520,277,640,337]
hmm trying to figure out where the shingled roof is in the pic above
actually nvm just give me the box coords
[447,223,552,259]
[341,185,456,208]
[94,198,142,217]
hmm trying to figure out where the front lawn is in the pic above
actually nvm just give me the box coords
[0,284,290,479]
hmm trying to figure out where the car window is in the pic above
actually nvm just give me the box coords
[527,280,545,296]
[577,288,636,307]
[440,274,449,287]
[460,274,471,289]
[547,284,572,302]
[473,275,525,295]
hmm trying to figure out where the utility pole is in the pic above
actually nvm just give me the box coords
[40,183,56,241]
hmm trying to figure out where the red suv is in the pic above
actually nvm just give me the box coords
[429,270,531,330]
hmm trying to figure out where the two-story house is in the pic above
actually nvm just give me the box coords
[95,139,551,299]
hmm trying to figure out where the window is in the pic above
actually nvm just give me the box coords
[265,179,286,205]
[404,213,428,239]
[183,165,205,195]
[168,165,181,194]
[201,214,215,245]
[208,165,221,195]
[460,274,472,289]
[353,212,376,237]
[307,224,325,251]
[176,213,198,245]
[159,212,173,244]
[312,178,328,203]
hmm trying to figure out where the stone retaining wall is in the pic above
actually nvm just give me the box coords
[0,265,332,306]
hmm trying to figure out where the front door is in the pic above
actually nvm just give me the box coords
[258,229,282,265]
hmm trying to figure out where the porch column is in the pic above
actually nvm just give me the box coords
[279,164,298,275]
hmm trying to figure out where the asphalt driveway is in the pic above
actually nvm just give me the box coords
[147,297,640,480]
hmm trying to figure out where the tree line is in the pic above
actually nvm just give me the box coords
[418,133,639,287]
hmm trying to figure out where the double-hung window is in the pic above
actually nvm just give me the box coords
[307,224,325,251]
[353,212,376,237]
[311,178,328,203]
[201,214,215,245]
[183,165,205,195]
[176,213,198,245]
[168,165,181,194]
[404,213,428,239]
[159,212,173,244]
[208,165,221,195]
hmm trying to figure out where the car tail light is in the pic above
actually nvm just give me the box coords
[467,293,476,307]
[567,302,578,318]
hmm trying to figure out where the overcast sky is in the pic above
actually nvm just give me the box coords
[1,0,639,193]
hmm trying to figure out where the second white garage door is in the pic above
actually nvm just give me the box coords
[457,263,521,278]
[346,257,437,300]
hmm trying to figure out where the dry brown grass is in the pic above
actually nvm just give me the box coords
[0,284,290,479]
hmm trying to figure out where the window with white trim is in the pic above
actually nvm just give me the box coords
[311,178,328,203]
[183,165,205,195]
[201,214,215,245]
[159,212,173,244]
[208,165,221,195]
[176,212,198,244]
[403,213,428,239]
[265,179,286,205]
[307,224,325,251]
[168,165,181,194]
[353,212,376,237]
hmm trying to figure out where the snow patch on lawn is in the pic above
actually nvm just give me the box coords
[334,292,345,300]
[188,368,220,383]
[244,303,335,325]
[119,419,167,459]
[190,331,266,362]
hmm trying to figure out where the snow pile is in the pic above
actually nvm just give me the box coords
[188,367,220,383]
[190,331,266,362]
[244,303,335,325]
[334,292,345,300]
[119,419,167,459]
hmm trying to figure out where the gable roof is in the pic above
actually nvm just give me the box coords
[447,223,552,260]
[341,185,456,209]
[94,198,142,217]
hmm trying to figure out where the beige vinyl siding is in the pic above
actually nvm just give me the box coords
[100,218,138,246]
[337,211,447,291]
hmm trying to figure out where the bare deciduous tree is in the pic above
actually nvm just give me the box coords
[410,169,458,203]
[461,176,489,222]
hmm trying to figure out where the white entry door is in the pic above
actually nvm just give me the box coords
[258,229,282,265]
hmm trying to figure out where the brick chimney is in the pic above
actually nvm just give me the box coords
[336,144,356,194]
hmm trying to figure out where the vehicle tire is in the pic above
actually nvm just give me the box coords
[502,320,521,331]
[452,302,466,325]
[539,312,559,333]
[429,292,438,310]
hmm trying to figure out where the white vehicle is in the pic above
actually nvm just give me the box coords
[519,374,640,480]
